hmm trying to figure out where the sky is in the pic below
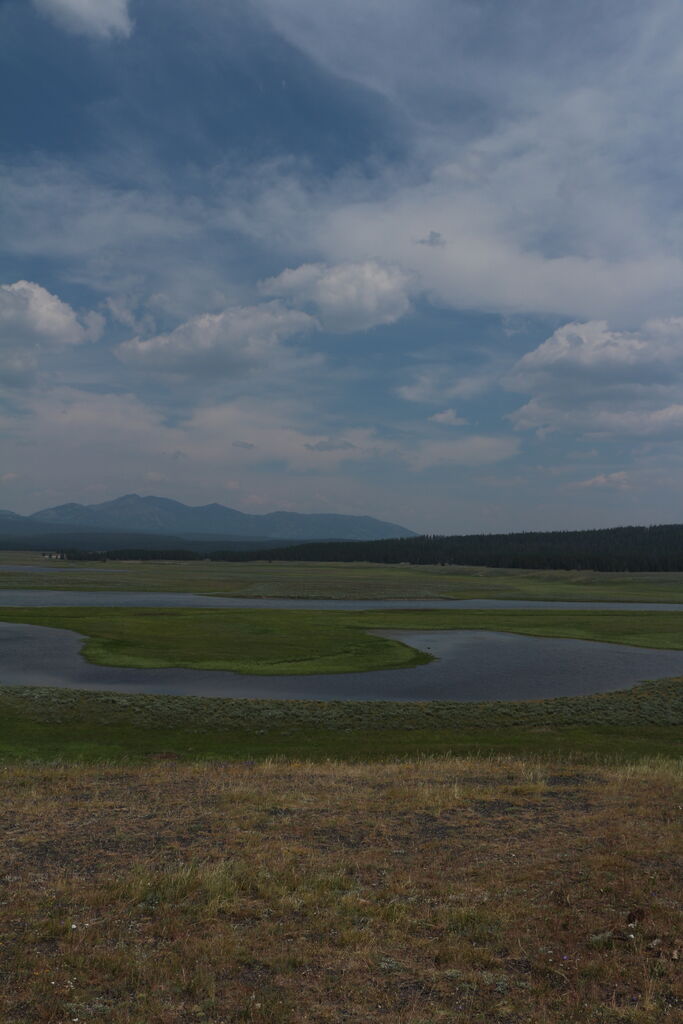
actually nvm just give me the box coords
[2,0,683,533]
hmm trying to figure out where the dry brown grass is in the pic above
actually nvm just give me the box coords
[1,757,681,1023]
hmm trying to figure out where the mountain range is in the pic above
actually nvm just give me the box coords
[0,494,415,548]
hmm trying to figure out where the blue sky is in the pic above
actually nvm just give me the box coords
[2,0,683,532]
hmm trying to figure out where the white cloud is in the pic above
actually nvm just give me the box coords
[261,261,411,332]
[117,302,316,375]
[430,408,467,426]
[0,280,100,346]
[0,280,102,386]
[506,320,683,390]
[318,180,683,325]
[32,0,132,38]
[508,318,683,438]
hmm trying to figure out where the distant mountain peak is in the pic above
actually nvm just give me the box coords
[24,494,415,542]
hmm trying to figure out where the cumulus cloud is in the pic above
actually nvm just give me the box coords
[118,302,316,376]
[0,280,102,386]
[507,318,683,439]
[261,261,411,332]
[32,0,132,38]
[506,320,683,390]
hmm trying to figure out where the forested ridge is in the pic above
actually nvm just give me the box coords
[210,524,683,571]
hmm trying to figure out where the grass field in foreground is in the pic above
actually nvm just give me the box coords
[3,606,683,673]
[7,549,683,601]
[2,757,681,1023]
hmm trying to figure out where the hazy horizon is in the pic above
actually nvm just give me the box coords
[5,491,683,539]
[3,2,683,533]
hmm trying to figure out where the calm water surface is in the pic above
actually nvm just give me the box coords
[2,621,682,702]
[3,591,683,701]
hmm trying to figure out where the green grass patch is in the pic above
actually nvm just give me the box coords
[1,678,681,763]
[0,607,434,673]
[2,606,683,676]
[7,551,683,601]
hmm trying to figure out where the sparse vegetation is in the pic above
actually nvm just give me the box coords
[2,757,681,1023]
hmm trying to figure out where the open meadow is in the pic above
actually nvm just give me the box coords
[6,550,683,601]
[1,556,682,1022]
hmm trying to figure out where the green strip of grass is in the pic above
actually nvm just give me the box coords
[1,678,681,762]
[7,554,683,603]
[2,606,683,674]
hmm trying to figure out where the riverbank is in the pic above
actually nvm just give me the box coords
[2,676,681,762]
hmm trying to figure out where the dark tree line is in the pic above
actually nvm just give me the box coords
[209,524,683,572]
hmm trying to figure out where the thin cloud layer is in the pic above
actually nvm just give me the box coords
[32,0,132,38]
[407,436,519,471]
